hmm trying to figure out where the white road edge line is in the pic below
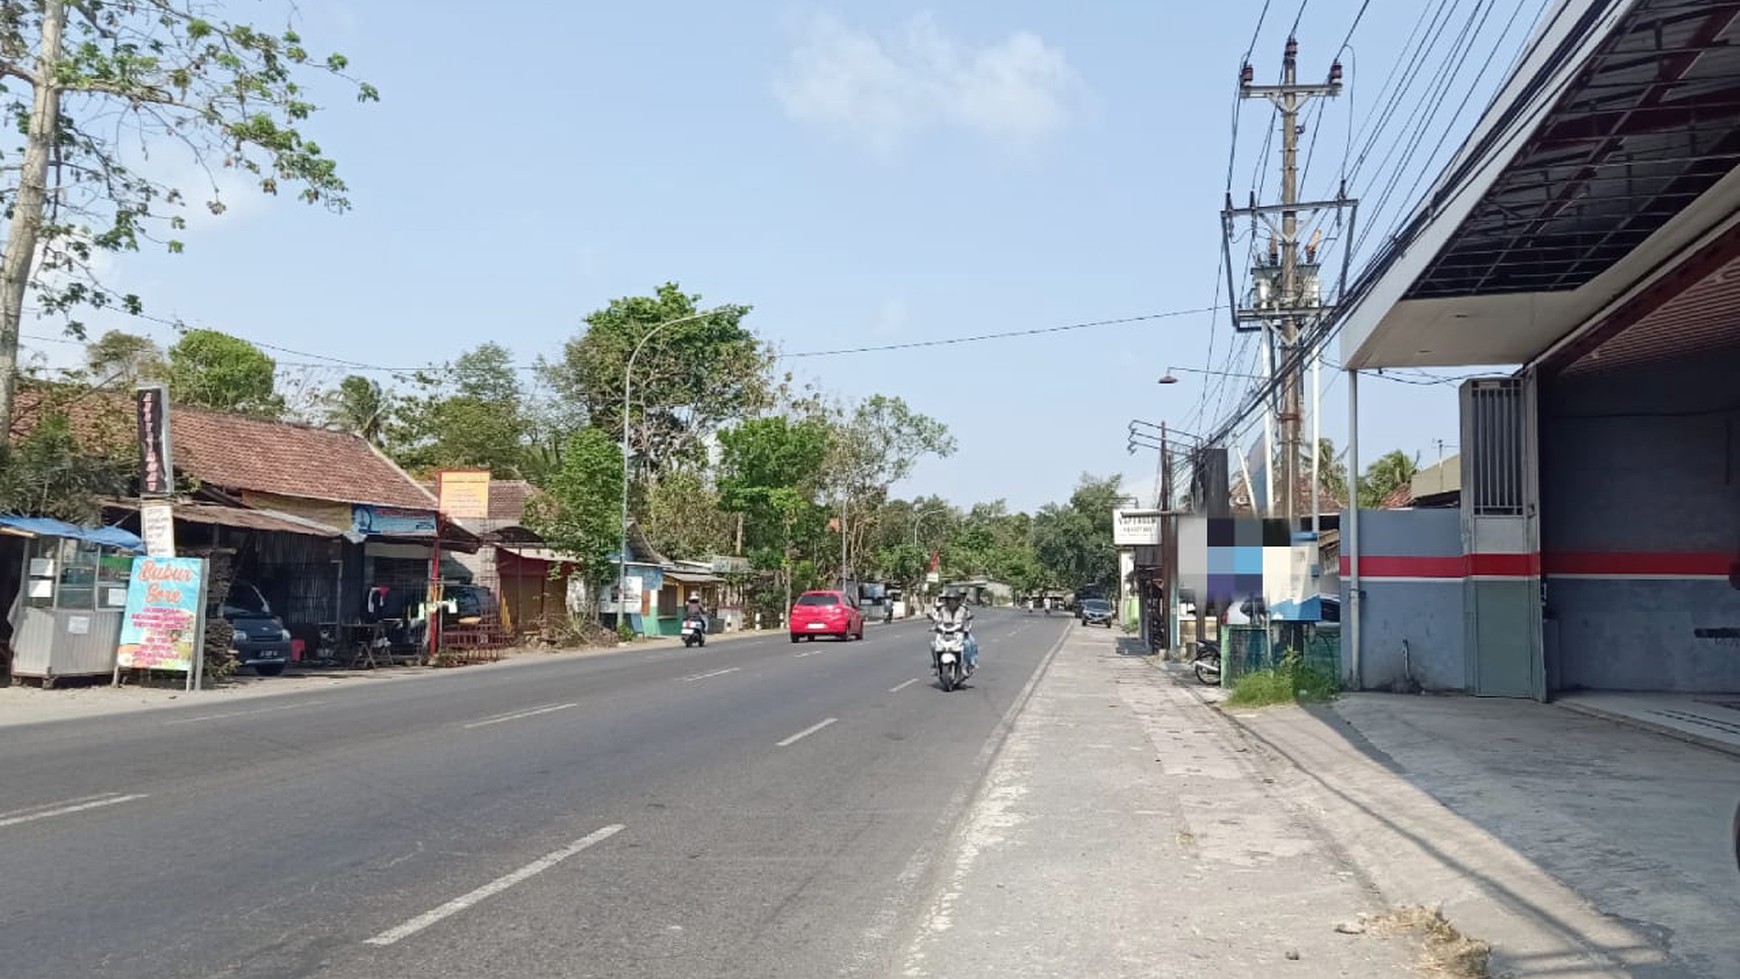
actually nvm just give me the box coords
[164,700,330,725]
[775,717,837,747]
[363,823,625,947]
[846,624,1070,976]
[0,792,148,829]
[888,678,921,693]
[680,667,740,683]
[461,703,578,730]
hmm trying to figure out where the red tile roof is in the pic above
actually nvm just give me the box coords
[485,480,538,523]
[11,387,434,510]
[170,405,435,509]
[1380,483,1415,509]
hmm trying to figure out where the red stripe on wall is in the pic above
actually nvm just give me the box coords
[1543,551,1733,577]
[1342,556,1466,578]
[1339,552,1734,579]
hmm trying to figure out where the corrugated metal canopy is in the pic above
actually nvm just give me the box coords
[1409,0,1740,300]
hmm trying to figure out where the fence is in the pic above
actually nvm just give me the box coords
[1220,623,1341,686]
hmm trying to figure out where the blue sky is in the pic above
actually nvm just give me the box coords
[21,0,1546,512]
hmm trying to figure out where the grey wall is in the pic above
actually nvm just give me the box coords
[1541,350,1740,692]
[1342,508,1467,692]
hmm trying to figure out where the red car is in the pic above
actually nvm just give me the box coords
[789,590,865,642]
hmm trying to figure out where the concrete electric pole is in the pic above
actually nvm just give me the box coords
[1222,37,1352,528]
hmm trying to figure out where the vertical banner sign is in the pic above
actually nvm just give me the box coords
[115,557,209,677]
[135,384,173,498]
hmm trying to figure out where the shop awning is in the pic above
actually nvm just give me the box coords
[664,569,723,585]
[104,500,348,539]
[0,515,145,552]
[497,544,584,565]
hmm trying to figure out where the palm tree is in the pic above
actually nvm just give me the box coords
[323,374,390,447]
[1359,450,1421,508]
[1315,437,1349,505]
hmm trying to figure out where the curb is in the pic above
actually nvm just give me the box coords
[1553,698,1740,761]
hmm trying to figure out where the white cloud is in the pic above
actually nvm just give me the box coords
[773,11,1083,155]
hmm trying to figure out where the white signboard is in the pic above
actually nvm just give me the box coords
[140,501,176,557]
[600,575,645,615]
[709,554,750,574]
[1113,508,1163,546]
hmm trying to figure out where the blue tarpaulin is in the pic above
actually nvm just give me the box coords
[0,515,145,553]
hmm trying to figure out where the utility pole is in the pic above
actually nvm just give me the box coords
[1222,37,1353,528]
[1278,39,1303,529]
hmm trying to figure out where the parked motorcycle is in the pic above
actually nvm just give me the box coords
[932,623,968,692]
[681,616,708,648]
[1193,638,1222,686]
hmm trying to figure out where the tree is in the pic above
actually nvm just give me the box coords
[0,408,133,521]
[321,374,390,446]
[0,1,377,444]
[1031,474,1123,592]
[643,469,732,561]
[166,329,282,415]
[717,415,833,612]
[1359,449,1421,508]
[829,394,956,496]
[390,343,532,476]
[1316,437,1349,507]
[541,283,770,481]
[84,330,164,384]
[525,427,623,589]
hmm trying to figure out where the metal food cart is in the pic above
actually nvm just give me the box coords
[1,517,145,687]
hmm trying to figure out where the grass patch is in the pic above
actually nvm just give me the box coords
[1372,907,1492,979]
[1223,648,1339,706]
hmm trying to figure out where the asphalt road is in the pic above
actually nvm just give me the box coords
[0,609,1071,979]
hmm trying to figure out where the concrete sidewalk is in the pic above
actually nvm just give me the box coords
[1220,690,1740,978]
[896,625,1425,977]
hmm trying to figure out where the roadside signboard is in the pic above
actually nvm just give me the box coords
[114,556,209,689]
[436,470,491,519]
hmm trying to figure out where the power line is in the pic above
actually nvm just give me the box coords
[23,305,1232,375]
[780,308,1223,358]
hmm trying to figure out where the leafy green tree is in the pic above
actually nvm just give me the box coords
[85,330,165,385]
[1032,474,1123,593]
[643,469,732,561]
[166,329,283,416]
[717,415,833,611]
[390,343,532,476]
[1359,449,1421,508]
[829,394,956,496]
[525,427,623,590]
[0,408,134,521]
[542,283,770,481]
[0,1,376,444]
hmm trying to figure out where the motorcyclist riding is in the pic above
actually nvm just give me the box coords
[684,594,707,631]
[929,587,977,676]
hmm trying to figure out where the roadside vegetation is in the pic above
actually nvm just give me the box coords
[1224,648,1340,706]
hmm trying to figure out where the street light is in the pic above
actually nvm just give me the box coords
[617,307,727,631]
[1159,365,1265,383]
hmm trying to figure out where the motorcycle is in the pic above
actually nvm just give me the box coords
[932,623,969,692]
[681,616,708,648]
[1193,638,1222,686]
